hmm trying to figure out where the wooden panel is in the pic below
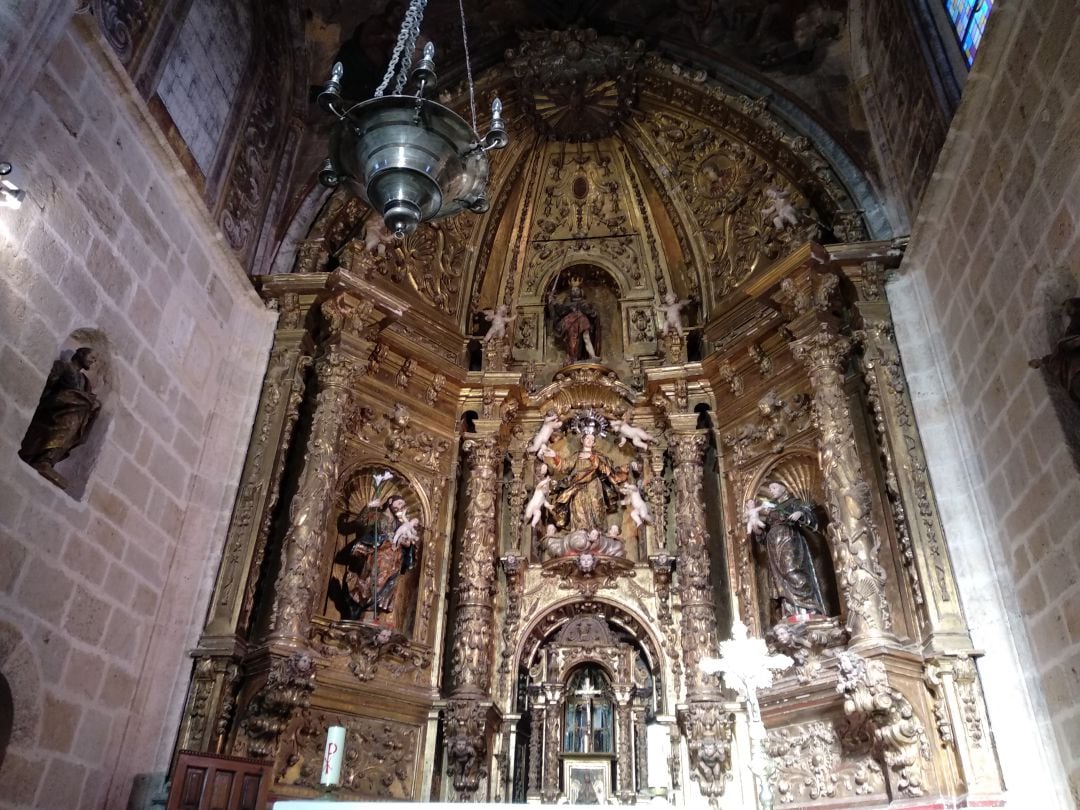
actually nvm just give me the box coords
[167,751,271,810]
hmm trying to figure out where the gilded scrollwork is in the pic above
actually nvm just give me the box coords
[278,709,417,798]
[309,617,430,682]
[540,554,636,595]
[717,360,744,396]
[95,0,150,64]
[236,653,317,760]
[721,390,813,464]
[766,617,849,684]
[677,702,734,803]
[444,698,489,794]
[836,653,930,798]
[767,720,886,803]
[354,402,452,467]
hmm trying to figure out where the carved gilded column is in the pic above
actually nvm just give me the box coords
[266,294,371,647]
[854,266,968,652]
[178,294,312,753]
[634,707,648,794]
[766,266,892,646]
[446,433,503,794]
[670,431,723,696]
[670,430,732,802]
[542,684,563,803]
[527,694,545,800]
[789,320,892,646]
[497,553,527,705]
[614,691,635,802]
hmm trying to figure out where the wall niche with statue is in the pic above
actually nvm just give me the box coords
[18,329,112,498]
[325,465,426,635]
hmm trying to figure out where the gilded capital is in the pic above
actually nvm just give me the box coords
[669,430,708,467]
[790,322,852,371]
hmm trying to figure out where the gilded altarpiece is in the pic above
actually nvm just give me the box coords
[176,36,1003,809]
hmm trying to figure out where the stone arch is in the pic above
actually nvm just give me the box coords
[18,328,113,500]
[0,622,42,760]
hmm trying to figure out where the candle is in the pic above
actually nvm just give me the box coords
[320,725,346,786]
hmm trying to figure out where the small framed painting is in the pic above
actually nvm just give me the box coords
[563,759,611,805]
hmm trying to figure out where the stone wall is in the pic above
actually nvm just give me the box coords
[891,0,1080,805]
[0,17,274,810]
[155,0,254,175]
[851,0,954,230]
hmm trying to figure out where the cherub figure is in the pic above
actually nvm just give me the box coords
[481,303,516,344]
[657,291,691,337]
[762,186,800,230]
[361,212,394,256]
[743,497,776,536]
[610,416,655,450]
[527,411,561,460]
[392,517,421,548]
[619,481,653,527]
[524,476,554,527]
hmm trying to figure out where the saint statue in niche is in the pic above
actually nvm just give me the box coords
[19,346,102,488]
[334,474,421,624]
[747,481,827,619]
[1030,297,1080,407]
[549,275,601,364]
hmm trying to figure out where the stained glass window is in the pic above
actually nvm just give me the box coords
[945,0,994,65]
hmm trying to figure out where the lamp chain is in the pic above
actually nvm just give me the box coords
[374,0,428,98]
[458,0,478,134]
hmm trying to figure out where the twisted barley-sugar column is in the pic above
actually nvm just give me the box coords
[789,321,892,647]
[669,431,724,698]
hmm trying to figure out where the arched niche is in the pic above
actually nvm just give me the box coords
[323,464,430,636]
[0,622,41,764]
[744,451,841,630]
[545,265,623,365]
[18,328,113,499]
[515,598,666,715]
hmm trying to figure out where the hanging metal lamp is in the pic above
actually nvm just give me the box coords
[317,0,508,239]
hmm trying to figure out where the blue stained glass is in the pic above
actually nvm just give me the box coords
[944,0,994,65]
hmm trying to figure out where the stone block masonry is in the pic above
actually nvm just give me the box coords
[892,0,1080,806]
[0,17,274,810]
